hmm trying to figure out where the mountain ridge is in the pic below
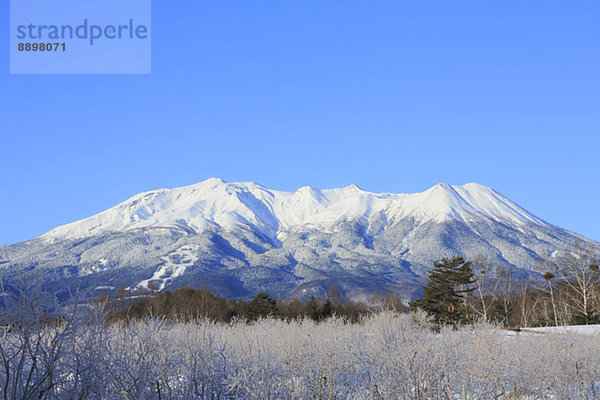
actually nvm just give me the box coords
[40,179,550,242]
[2,179,595,302]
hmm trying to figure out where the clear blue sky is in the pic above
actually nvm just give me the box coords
[2,1,599,245]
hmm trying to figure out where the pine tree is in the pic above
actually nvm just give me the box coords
[410,256,475,325]
[304,296,320,321]
[245,292,277,321]
[327,283,344,305]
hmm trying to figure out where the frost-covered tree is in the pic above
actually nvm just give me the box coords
[544,271,559,326]
[554,242,600,325]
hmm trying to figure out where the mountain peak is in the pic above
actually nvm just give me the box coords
[40,180,548,242]
[296,185,318,193]
[203,177,226,185]
[343,183,364,192]
[462,182,490,190]
[430,182,453,190]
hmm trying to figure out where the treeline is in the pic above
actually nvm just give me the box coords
[101,284,408,324]
[409,246,600,328]
[98,243,598,328]
[464,268,600,327]
[99,257,600,328]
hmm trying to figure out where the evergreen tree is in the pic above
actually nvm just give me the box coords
[320,299,333,320]
[327,283,344,305]
[304,296,321,321]
[245,292,277,321]
[410,256,475,325]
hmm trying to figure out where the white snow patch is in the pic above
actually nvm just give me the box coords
[525,324,600,336]
[95,285,115,290]
[137,244,200,291]
[504,324,600,338]
[79,258,110,276]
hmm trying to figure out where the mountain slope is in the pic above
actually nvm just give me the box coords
[2,179,595,301]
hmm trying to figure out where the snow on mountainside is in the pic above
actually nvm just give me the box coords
[3,178,595,302]
[42,178,549,242]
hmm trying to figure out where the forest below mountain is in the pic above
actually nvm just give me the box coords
[103,244,600,329]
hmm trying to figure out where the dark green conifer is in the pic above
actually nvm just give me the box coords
[245,292,277,321]
[410,256,475,325]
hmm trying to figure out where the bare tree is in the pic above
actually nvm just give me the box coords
[543,272,559,326]
[469,255,509,323]
[551,241,599,325]
[490,266,517,326]
[515,276,541,328]
[470,255,491,322]
[0,268,82,400]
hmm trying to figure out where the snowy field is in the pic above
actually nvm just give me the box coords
[504,324,600,338]
[523,324,600,335]
[2,312,599,399]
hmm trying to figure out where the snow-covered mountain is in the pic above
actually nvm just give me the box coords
[1,179,595,301]
[42,179,547,241]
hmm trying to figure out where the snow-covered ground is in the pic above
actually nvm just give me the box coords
[3,312,599,399]
[78,257,109,276]
[523,324,600,335]
[502,324,600,339]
